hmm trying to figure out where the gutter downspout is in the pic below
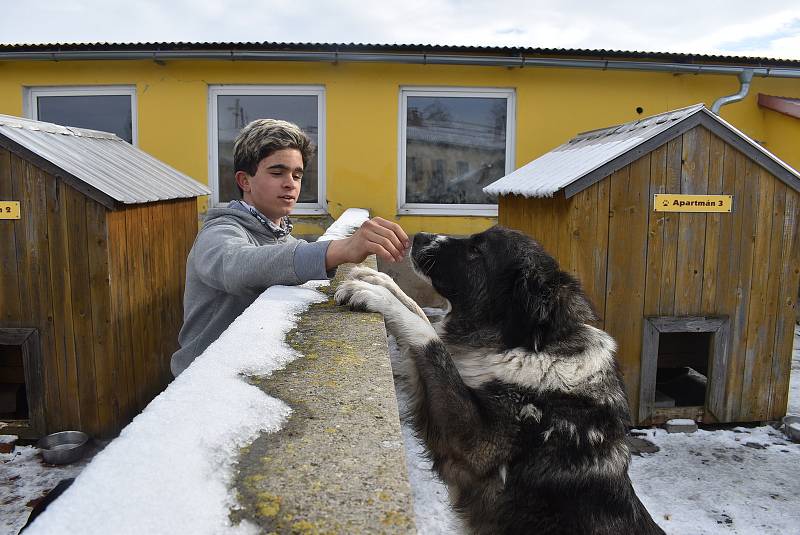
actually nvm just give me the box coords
[711,69,754,114]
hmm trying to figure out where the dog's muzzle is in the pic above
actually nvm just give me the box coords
[413,232,436,251]
[411,232,447,277]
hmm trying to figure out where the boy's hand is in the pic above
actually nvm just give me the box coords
[325,217,410,269]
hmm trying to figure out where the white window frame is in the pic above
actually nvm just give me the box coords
[208,85,326,215]
[398,86,515,216]
[24,85,138,145]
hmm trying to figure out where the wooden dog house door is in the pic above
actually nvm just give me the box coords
[0,344,28,420]
[0,329,45,436]
[639,317,730,424]
[655,332,711,408]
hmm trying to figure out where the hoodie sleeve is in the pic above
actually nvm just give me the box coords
[294,240,337,282]
[190,221,332,296]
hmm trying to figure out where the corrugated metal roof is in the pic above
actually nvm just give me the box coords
[483,104,800,198]
[0,114,209,206]
[0,41,798,67]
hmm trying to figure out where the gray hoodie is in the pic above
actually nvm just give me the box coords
[170,202,333,377]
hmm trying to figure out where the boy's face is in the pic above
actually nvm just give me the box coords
[236,148,303,225]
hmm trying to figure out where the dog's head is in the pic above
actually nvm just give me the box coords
[411,225,596,350]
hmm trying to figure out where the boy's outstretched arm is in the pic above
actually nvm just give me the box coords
[325,217,410,269]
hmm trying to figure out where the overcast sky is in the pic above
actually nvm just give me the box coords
[2,0,800,60]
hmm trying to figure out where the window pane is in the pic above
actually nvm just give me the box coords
[37,95,133,143]
[217,95,319,204]
[406,96,507,205]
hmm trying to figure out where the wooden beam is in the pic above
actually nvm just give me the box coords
[758,93,800,119]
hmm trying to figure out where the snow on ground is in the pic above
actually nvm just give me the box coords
[0,445,90,535]
[393,324,800,535]
[629,426,799,534]
[2,310,798,534]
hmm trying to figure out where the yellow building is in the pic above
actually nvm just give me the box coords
[1,42,798,237]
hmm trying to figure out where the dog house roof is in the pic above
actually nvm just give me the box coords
[0,114,209,209]
[483,104,800,199]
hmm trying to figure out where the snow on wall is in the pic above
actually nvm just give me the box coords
[25,211,370,535]
[317,208,370,241]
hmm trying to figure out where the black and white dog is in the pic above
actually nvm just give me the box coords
[335,226,664,535]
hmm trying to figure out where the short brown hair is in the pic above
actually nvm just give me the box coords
[233,119,315,195]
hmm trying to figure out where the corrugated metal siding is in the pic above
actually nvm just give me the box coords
[0,114,209,205]
[484,104,800,198]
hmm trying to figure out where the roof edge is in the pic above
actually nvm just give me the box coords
[0,116,210,207]
[562,114,705,198]
[0,42,798,67]
[697,108,800,192]
[0,134,119,210]
[0,44,799,77]
[487,104,800,200]
[0,113,120,140]
[562,107,800,198]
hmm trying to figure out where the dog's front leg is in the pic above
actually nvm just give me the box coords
[335,279,436,346]
[406,340,502,475]
[336,280,496,480]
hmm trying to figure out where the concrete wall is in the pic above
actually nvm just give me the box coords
[232,259,416,533]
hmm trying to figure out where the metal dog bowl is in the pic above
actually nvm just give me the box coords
[37,431,90,465]
[783,416,800,443]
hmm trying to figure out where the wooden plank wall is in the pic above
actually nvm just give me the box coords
[8,153,61,433]
[107,198,197,422]
[604,158,650,413]
[498,125,800,423]
[1,146,200,437]
[1,148,107,435]
[0,150,21,329]
[767,182,800,418]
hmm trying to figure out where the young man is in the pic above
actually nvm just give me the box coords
[170,119,409,377]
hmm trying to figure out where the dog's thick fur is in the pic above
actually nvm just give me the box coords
[335,226,664,535]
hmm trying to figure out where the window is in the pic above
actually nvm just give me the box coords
[209,85,325,214]
[25,86,136,144]
[399,87,515,216]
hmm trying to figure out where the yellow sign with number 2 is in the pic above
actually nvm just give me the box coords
[0,201,21,219]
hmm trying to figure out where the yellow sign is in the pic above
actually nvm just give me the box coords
[654,194,732,213]
[0,201,20,220]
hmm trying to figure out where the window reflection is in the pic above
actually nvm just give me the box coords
[405,96,507,205]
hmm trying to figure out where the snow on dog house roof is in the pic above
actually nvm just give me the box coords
[0,114,209,209]
[483,104,800,199]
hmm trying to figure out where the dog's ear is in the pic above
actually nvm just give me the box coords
[505,266,596,350]
[559,277,597,324]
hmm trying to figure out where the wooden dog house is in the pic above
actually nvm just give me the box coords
[0,115,209,438]
[485,104,800,425]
